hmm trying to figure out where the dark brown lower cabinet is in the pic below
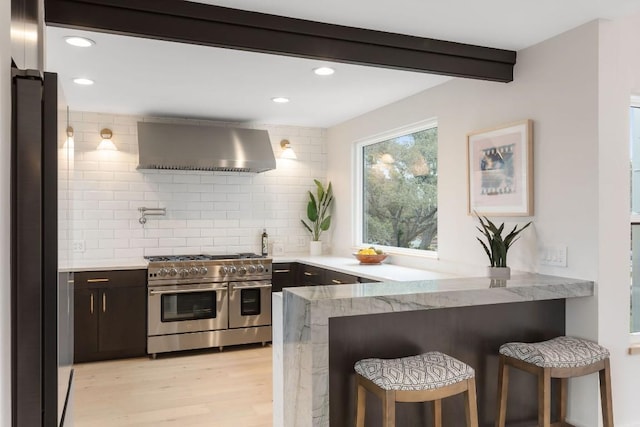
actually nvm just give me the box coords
[74,269,147,363]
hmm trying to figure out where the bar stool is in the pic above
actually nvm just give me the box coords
[354,351,479,427]
[496,336,613,427]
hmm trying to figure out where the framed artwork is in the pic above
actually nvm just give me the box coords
[467,119,533,216]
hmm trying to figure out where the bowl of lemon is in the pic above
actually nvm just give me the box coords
[354,247,388,264]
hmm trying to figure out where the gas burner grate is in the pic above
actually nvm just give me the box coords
[145,253,264,263]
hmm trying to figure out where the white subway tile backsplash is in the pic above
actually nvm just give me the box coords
[186,237,213,247]
[99,200,130,210]
[173,174,202,184]
[66,111,327,260]
[201,192,227,202]
[200,211,228,220]
[83,210,114,220]
[214,202,240,211]
[159,238,187,247]
[114,248,144,258]
[130,238,160,248]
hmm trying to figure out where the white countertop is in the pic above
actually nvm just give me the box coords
[61,254,455,281]
[272,255,456,281]
[60,258,148,272]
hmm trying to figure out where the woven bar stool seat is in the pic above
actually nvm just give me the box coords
[496,336,613,427]
[354,351,478,427]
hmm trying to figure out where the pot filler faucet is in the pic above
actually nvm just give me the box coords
[138,206,166,226]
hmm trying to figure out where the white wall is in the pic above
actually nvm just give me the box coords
[65,112,327,262]
[1,0,11,425]
[328,23,600,278]
[328,21,610,425]
[597,12,640,427]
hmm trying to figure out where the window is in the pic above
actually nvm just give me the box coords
[631,100,640,333]
[357,120,438,253]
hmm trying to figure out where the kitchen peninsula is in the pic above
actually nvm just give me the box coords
[273,274,594,427]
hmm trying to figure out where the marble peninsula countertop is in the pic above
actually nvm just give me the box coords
[274,274,595,427]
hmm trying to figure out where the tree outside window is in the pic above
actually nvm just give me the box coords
[362,126,438,251]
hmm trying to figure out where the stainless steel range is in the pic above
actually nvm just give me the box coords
[146,254,272,357]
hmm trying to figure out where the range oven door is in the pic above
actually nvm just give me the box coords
[228,281,272,328]
[148,282,228,336]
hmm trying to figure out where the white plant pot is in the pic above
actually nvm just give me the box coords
[487,266,511,280]
[310,241,322,256]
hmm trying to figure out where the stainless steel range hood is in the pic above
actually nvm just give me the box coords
[137,122,276,173]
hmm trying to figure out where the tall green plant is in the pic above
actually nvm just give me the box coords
[301,180,334,241]
[476,214,531,268]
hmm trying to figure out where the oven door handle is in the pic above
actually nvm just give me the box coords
[229,284,272,290]
[149,287,227,296]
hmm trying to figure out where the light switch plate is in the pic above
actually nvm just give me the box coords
[539,245,567,267]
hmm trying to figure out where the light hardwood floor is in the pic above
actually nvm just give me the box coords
[72,344,273,427]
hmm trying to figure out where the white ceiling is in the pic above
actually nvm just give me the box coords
[45,0,640,128]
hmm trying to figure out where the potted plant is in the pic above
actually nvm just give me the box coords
[476,214,531,279]
[301,179,334,255]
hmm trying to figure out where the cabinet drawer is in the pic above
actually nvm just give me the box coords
[75,269,147,288]
[272,263,296,292]
[298,264,323,286]
[324,270,358,285]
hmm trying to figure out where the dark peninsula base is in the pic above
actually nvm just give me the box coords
[329,299,565,427]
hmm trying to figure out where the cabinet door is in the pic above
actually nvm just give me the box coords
[73,287,99,363]
[98,285,147,356]
[272,263,296,292]
[298,264,324,286]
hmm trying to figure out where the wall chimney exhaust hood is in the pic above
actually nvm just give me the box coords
[137,122,276,173]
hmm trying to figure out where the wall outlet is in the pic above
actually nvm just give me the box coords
[539,245,567,267]
[72,240,86,253]
[297,236,307,246]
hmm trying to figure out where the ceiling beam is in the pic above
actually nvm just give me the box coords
[44,0,516,82]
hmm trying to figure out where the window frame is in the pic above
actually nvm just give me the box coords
[630,96,640,342]
[353,118,439,258]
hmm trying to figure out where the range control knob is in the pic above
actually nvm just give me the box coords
[256,264,265,273]
[168,267,178,277]
[158,268,169,277]
[199,266,208,275]
[247,264,257,274]
[189,267,200,276]
[228,266,237,275]
[219,266,229,275]
[179,268,189,278]
[238,266,247,276]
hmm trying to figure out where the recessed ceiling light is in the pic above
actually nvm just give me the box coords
[272,97,289,103]
[73,78,94,86]
[64,36,95,47]
[313,67,335,76]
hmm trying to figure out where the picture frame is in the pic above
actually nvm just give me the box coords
[467,119,533,216]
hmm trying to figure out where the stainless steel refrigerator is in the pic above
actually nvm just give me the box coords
[11,68,73,427]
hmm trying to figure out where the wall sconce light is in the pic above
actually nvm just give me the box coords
[280,139,297,159]
[97,128,117,151]
[63,126,74,149]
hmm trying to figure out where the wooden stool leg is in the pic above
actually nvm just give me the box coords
[433,399,442,427]
[538,368,551,427]
[559,377,568,424]
[382,390,396,427]
[495,356,509,427]
[599,358,614,427]
[355,376,366,427]
[464,377,479,427]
